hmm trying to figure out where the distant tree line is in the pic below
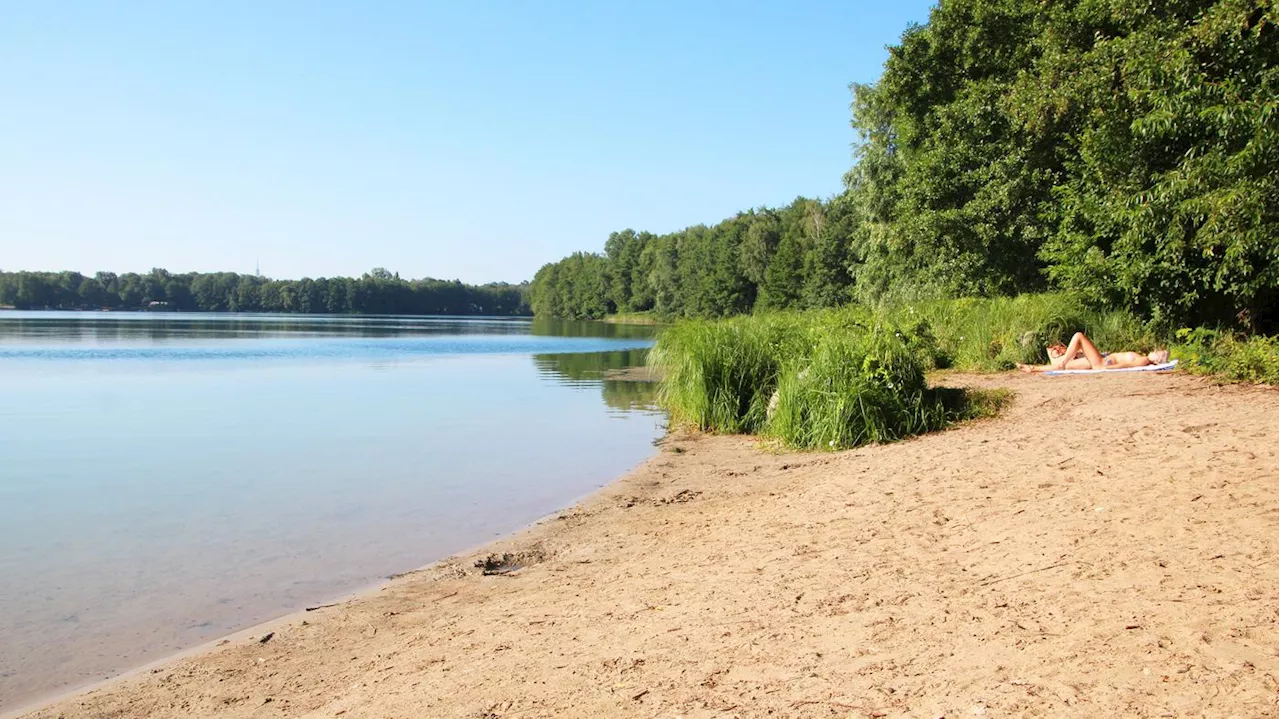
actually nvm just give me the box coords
[530,197,855,320]
[532,0,1277,331]
[0,268,530,315]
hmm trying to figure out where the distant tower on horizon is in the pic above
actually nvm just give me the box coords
[255,257,260,278]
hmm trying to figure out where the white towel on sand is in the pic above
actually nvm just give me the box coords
[1044,359,1179,376]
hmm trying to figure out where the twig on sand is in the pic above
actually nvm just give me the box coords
[305,602,341,612]
[790,699,861,711]
[979,562,1072,587]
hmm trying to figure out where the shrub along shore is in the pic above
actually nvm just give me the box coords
[647,294,1278,451]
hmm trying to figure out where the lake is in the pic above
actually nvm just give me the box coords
[0,312,663,713]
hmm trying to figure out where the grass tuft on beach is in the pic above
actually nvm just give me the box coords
[763,328,941,449]
[649,309,1007,450]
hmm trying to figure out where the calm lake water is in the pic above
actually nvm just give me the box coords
[0,312,663,713]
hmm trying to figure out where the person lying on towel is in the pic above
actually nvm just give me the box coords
[1018,332,1170,373]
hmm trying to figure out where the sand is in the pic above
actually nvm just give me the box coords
[18,372,1278,718]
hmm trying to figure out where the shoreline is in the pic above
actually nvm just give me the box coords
[17,372,1279,718]
[0,471,656,719]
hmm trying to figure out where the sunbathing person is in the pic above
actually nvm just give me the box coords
[1017,332,1170,373]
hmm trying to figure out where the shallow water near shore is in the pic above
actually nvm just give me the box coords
[0,312,662,712]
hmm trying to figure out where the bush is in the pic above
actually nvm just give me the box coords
[764,328,946,449]
[651,311,1005,450]
[1172,329,1279,385]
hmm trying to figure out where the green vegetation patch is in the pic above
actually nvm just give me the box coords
[649,314,808,434]
[1170,329,1279,385]
[764,329,944,449]
[650,308,1015,451]
[649,292,1278,452]
[637,290,1259,442]
[879,294,1155,372]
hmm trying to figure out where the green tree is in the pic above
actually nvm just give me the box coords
[844,0,1277,329]
[1030,0,1278,329]
[758,232,804,310]
[738,211,780,288]
[603,229,643,312]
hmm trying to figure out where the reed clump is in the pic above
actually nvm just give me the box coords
[650,310,990,450]
[763,328,946,449]
[648,314,809,434]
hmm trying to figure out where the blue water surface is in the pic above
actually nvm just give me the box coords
[0,311,662,712]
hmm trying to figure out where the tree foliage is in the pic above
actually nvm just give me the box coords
[1030,0,1279,329]
[534,0,1276,332]
[530,198,855,320]
[848,0,1277,329]
[0,268,529,315]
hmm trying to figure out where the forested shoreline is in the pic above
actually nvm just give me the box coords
[531,0,1277,333]
[0,269,530,316]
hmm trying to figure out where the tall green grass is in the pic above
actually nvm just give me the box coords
[880,294,1275,382]
[764,329,946,448]
[649,292,1276,452]
[878,294,1153,371]
[650,310,991,449]
[649,314,809,433]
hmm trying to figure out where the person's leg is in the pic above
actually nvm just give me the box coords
[1059,332,1106,369]
[1019,356,1095,372]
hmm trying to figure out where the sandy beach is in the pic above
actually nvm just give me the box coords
[18,371,1278,718]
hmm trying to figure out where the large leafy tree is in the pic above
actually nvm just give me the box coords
[847,0,1277,329]
[1029,0,1278,329]
[848,0,1058,299]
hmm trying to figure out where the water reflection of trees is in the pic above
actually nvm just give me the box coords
[531,349,659,413]
[529,317,657,340]
[0,313,660,344]
[597,380,660,412]
[0,314,535,342]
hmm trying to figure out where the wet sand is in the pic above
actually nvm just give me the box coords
[17,372,1278,718]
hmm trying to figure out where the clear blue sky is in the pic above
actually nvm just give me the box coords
[1,1,934,284]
